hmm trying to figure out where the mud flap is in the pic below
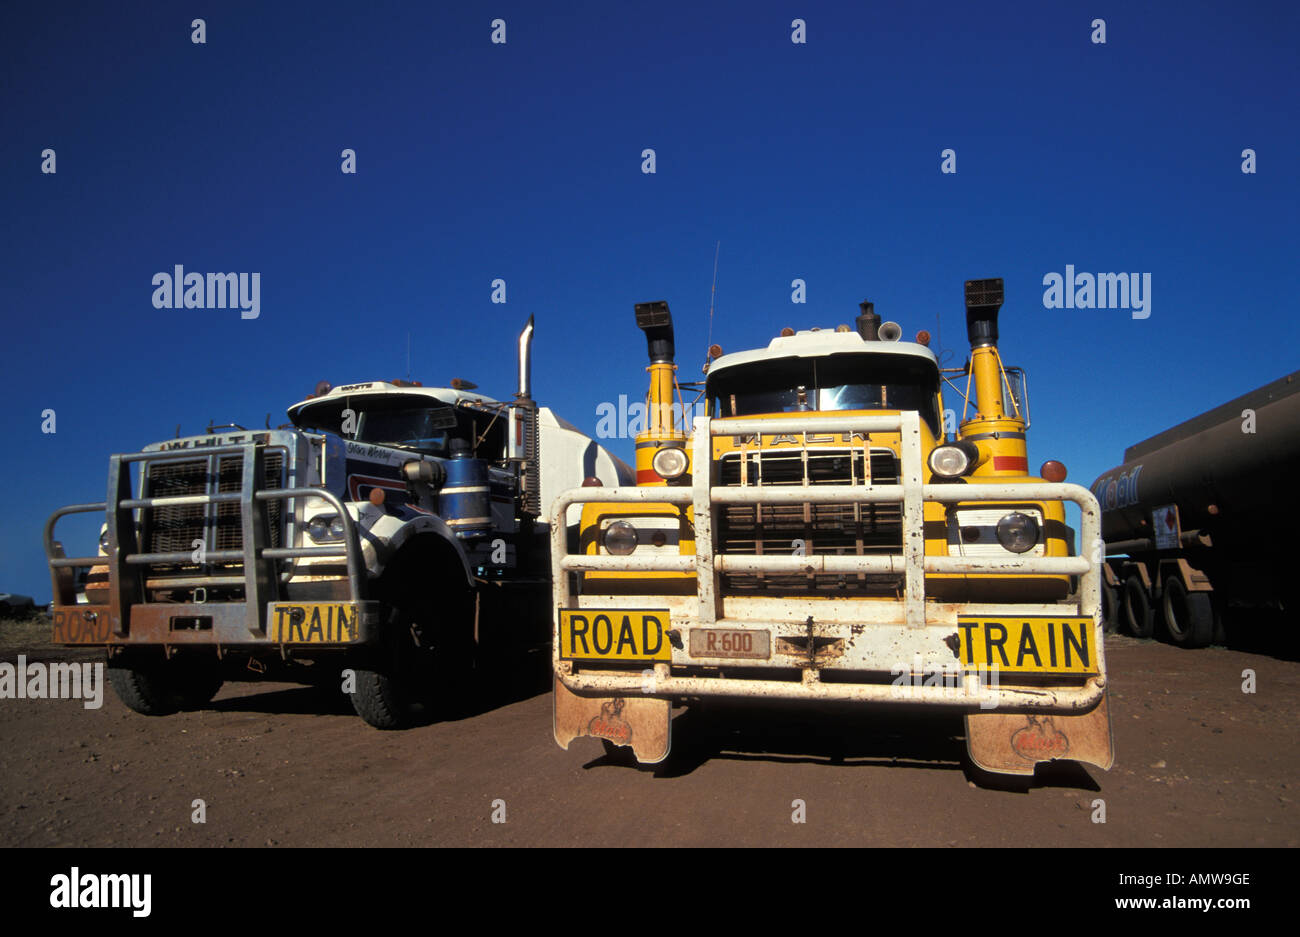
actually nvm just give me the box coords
[553,676,671,764]
[965,695,1114,776]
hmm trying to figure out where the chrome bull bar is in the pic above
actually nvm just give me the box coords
[551,413,1106,710]
[44,442,366,637]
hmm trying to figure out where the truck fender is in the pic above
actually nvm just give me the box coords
[352,510,474,586]
[1157,557,1214,594]
[1118,560,1153,591]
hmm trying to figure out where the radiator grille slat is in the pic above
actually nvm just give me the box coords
[141,451,285,582]
[717,447,904,595]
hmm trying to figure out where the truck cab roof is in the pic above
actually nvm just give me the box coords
[706,329,938,379]
[285,382,506,425]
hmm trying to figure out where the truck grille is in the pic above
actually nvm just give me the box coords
[717,447,904,595]
[141,450,286,579]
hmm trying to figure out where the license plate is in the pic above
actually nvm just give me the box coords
[688,628,770,660]
[271,603,362,644]
[558,609,671,661]
[957,616,1097,674]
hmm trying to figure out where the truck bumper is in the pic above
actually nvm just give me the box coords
[553,608,1105,713]
[44,442,375,651]
[49,600,383,648]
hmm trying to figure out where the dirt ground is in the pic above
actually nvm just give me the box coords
[1,619,1296,848]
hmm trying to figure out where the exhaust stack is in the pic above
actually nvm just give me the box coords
[516,315,534,400]
[633,300,685,447]
[959,277,1028,472]
[634,300,676,365]
[513,315,540,517]
[964,278,1003,348]
[855,301,880,341]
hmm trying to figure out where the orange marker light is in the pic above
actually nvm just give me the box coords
[1040,460,1067,483]
[369,487,386,506]
[708,344,723,359]
[916,330,931,346]
[780,327,795,337]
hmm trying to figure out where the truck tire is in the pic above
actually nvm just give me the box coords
[107,653,224,716]
[350,668,408,729]
[1100,581,1120,634]
[1121,574,1154,639]
[350,585,475,728]
[1161,577,1214,649]
[350,612,436,730]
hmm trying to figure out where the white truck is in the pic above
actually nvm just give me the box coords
[45,318,632,727]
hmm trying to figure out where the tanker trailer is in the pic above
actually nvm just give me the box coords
[1090,370,1300,648]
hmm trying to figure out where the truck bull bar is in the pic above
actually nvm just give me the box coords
[44,443,366,640]
[551,413,1106,710]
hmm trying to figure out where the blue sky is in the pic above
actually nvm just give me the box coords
[2,1,1296,600]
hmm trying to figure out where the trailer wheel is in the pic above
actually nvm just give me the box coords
[107,652,223,716]
[1162,577,1214,649]
[1100,581,1120,634]
[1121,575,1154,639]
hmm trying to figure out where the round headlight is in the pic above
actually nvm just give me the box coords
[651,446,688,479]
[602,520,638,556]
[929,445,972,478]
[307,516,333,542]
[328,515,346,539]
[996,512,1040,553]
[98,528,110,556]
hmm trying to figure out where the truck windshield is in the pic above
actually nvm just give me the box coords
[355,407,456,454]
[294,400,459,455]
[707,354,942,435]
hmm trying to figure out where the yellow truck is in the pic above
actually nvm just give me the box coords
[550,278,1113,777]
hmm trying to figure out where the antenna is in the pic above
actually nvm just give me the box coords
[406,332,411,382]
[704,240,720,372]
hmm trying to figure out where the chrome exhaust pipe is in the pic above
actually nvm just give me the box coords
[516,314,534,400]
[514,315,540,517]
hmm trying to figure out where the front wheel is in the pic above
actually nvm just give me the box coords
[350,591,476,729]
[107,652,224,716]
[349,614,436,729]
